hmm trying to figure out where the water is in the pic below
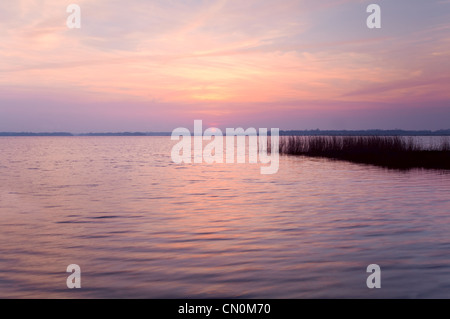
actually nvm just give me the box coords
[0,137,449,298]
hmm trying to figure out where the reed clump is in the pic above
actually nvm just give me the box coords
[279,136,450,169]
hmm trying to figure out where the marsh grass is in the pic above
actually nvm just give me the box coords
[279,136,450,169]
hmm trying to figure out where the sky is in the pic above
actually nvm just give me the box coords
[0,0,449,132]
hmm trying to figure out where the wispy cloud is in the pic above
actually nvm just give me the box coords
[0,0,449,131]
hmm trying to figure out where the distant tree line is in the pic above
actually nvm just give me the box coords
[0,132,74,136]
[1,129,449,137]
[278,129,450,136]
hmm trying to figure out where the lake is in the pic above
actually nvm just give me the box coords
[0,137,449,298]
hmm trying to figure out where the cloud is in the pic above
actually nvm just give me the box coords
[0,0,449,131]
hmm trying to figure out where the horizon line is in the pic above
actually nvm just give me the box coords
[1,129,450,137]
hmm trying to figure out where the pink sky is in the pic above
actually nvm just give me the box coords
[0,0,449,132]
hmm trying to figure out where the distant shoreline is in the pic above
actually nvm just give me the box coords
[1,129,450,137]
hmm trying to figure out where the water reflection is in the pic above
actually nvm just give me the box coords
[0,137,449,298]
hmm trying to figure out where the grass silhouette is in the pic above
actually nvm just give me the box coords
[279,136,450,170]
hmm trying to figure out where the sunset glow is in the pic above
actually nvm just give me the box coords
[1,0,449,132]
